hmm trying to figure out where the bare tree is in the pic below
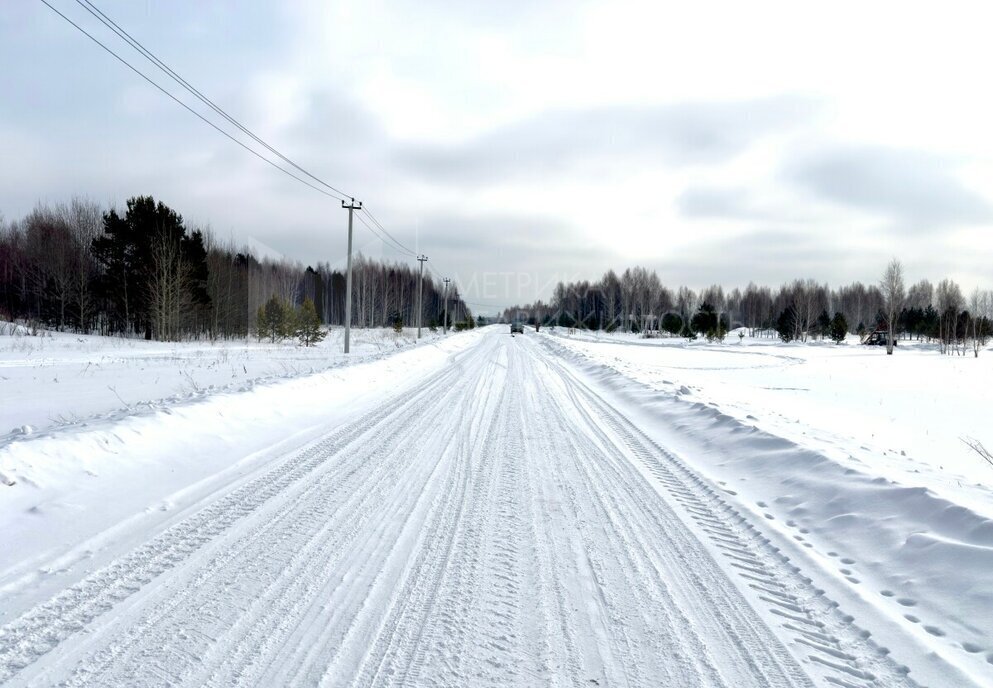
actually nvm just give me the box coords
[968,288,991,358]
[879,259,905,355]
[907,279,933,310]
[23,205,76,329]
[147,230,190,341]
[61,197,101,332]
[935,278,964,355]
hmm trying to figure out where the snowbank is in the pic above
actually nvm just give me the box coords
[0,328,483,618]
[541,332,993,684]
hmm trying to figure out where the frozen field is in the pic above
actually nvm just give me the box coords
[0,325,990,686]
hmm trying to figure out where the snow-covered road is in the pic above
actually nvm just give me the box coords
[0,329,926,686]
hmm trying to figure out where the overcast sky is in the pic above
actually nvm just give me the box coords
[3,1,993,312]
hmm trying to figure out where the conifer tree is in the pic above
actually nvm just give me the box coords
[296,298,325,346]
[261,295,289,342]
[829,312,848,344]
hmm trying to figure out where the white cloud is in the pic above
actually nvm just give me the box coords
[3,0,993,303]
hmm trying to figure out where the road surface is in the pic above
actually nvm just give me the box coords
[0,329,914,686]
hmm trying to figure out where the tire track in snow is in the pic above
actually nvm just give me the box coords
[527,343,794,687]
[60,364,469,688]
[347,343,511,687]
[537,335,917,688]
[0,329,905,687]
[0,344,474,686]
[421,347,545,686]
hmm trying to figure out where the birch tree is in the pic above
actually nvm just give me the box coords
[879,259,905,355]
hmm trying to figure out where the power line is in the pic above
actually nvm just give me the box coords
[42,0,444,275]
[74,0,352,202]
[360,207,417,257]
[422,265,489,312]
[37,0,346,203]
[425,263,453,284]
[354,212,416,257]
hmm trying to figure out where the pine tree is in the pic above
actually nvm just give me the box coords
[829,312,848,344]
[691,303,728,342]
[816,309,831,340]
[262,295,290,342]
[90,196,206,339]
[255,305,266,342]
[279,299,297,341]
[776,308,796,343]
[661,313,683,336]
[295,298,325,346]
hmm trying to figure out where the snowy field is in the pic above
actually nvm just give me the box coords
[0,324,444,443]
[0,324,991,686]
[549,328,993,506]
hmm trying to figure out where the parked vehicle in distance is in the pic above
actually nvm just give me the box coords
[510,323,524,334]
[861,326,897,346]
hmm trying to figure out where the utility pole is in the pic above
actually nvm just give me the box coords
[443,277,451,334]
[416,255,428,338]
[341,198,362,353]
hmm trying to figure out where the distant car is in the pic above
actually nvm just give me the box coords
[510,323,524,334]
[862,329,897,346]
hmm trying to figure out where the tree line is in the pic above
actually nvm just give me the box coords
[0,195,471,341]
[502,263,993,356]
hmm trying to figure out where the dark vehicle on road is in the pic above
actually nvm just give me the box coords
[510,323,524,334]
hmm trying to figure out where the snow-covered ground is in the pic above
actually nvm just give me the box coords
[0,325,443,443]
[549,328,993,512]
[547,327,993,684]
[0,324,990,686]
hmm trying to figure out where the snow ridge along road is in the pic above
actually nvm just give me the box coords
[0,328,930,686]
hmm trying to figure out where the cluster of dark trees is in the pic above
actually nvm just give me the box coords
[502,266,993,354]
[0,195,471,341]
[256,296,325,346]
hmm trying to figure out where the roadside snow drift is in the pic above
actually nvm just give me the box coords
[545,329,993,685]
